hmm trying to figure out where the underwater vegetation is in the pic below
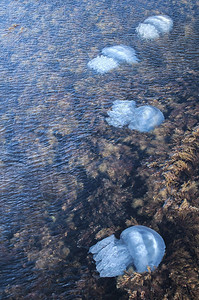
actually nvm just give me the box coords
[1,0,198,298]
[88,45,139,74]
[116,126,199,299]
[106,100,164,132]
[89,225,165,277]
[136,15,173,40]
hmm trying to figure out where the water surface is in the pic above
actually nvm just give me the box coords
[0,0,198,299]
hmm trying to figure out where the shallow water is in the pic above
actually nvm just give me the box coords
[0,0,198,299]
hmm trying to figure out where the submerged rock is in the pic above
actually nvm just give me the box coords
[106,100,164,132]
[89,225,166,277]
[136,15,173,40]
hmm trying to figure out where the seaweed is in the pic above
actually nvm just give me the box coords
[116,126,199,299]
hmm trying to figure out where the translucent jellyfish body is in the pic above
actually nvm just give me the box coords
[128,105,165,132]
[102,45,139,64]
[106,100,164,132]
[88,45,139,74]
[136,15,173,40]
[89,225,166,277]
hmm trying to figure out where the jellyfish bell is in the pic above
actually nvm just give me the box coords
[128,105,165,132]
[102,45,139,64]
[144,15,173,34]
[120,225,166,273]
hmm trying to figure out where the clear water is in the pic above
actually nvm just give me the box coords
[0,0,198,299]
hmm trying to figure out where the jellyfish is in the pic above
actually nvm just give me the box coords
[136,15,173,40]
[89,225,166,277]
[106,100,164,132]
[102,45,139,64]
[88,45,139,74]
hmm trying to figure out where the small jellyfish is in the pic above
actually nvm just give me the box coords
[102,45,139,64]
[89,225,166,277]
[87,55,119,74]
[106,100,164,132]
[136,15,173,40]
[88,45,139,74]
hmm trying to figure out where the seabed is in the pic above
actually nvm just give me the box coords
[0,0,198,299]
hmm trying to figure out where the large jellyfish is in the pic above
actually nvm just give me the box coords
[136,15,173,40]
[106,100,164,132]
[89,225,166,277]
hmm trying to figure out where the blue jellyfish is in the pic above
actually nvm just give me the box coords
[106,100,164,132]
[89,225,166,277]
[88,45,139,74]
[102,45,139,64]
[136,15,173,40]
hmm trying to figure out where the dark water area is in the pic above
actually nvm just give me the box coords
[0,0,199,299]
